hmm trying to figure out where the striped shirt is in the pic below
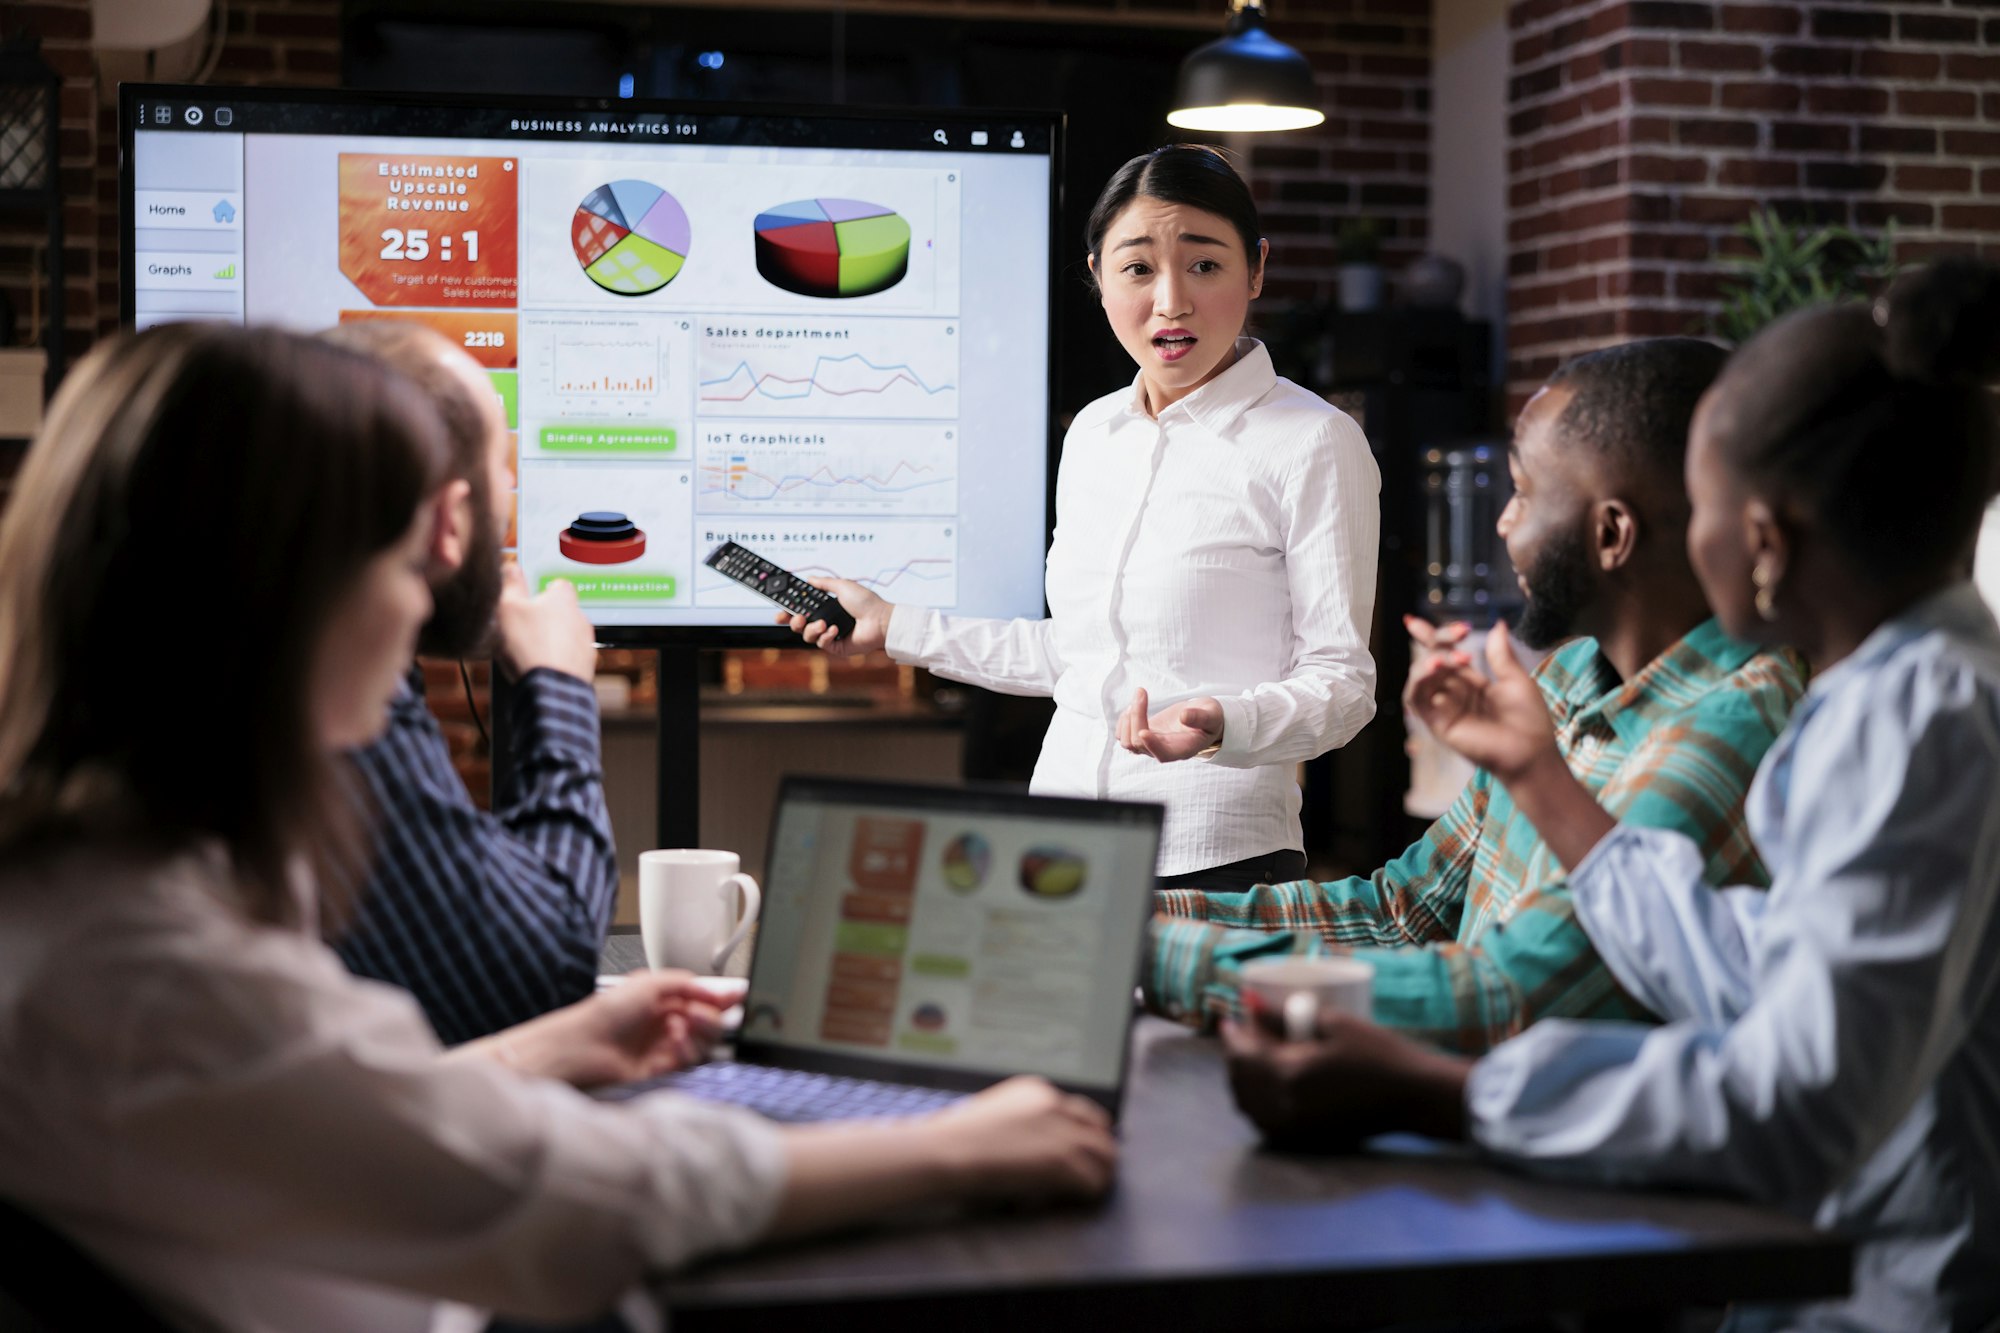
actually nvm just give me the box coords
[333,667,618,1045]
[1145,620,1805,1053]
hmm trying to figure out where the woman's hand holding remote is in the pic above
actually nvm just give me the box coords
[777,577,892,657]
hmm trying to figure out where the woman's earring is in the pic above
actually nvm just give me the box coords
[1751,563,1779,622]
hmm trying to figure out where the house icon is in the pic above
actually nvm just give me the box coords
[213,199,236,224]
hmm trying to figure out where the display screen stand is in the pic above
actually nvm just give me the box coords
[655,646,701,850]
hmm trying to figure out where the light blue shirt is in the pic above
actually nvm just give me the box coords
[1468,583,2000,1333]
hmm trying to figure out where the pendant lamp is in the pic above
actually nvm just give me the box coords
[1167,0,1325,133]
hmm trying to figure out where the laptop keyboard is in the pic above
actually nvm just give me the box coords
[617,1061,967,1123]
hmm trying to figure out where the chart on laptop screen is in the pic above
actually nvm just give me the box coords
[122,90,1056,633]
[746,796,1149,1087]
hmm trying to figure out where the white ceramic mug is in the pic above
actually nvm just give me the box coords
[638,849,761,975]
[1240,956,1374,1042]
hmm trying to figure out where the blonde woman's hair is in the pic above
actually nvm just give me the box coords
[0,323,447,922]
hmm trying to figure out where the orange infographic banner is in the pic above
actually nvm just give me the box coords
[336,308,519,368]
[337,153,519,308]
[847,817,924,893]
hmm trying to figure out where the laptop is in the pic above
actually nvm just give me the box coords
[609,776,1164,1123]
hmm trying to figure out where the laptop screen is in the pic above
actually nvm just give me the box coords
[740,779,1163,1098]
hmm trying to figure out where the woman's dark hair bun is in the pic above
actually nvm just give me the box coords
[1881,255,2000,388]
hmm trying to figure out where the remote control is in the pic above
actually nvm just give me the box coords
[704,541,859,639]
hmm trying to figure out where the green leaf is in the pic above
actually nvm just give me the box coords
[1709,205,1903,345]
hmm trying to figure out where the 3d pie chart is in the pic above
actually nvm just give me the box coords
[753,198,910,298]
[1018,847,1087,899]
[572,181,689,296]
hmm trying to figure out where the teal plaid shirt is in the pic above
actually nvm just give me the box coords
[1145,620,1805,1053]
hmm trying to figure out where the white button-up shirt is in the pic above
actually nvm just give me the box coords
[0,842,787,1333]
[1469,584,2000,1332]
[888,339,1379,874]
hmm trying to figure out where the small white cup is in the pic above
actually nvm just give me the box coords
[1240,956,1374,1042]
[639,849,761,976]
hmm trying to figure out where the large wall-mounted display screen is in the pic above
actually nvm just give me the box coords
[121,87,1059,641]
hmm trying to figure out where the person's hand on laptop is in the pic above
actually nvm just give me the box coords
[453,970,735,1090]
[925,1076,1119,1201]
[767,1076,1117,1238]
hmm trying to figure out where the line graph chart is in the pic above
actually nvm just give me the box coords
[695,423,957,516]
[798,556,951,589]
[694,519,958,608]
[701,457,950,503]
[697,316,958,420]
[700,353,952,404]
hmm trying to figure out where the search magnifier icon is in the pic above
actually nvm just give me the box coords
[932,128,948,145]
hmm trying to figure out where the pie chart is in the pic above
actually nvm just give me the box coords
[941,832,991,892]
[754,198,910,299]
[572,180,689,296]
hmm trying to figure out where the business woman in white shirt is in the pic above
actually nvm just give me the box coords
[0,325,1115,1333]
[785,146,1381,891]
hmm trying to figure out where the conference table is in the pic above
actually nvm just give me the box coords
[613,929,1853,1333]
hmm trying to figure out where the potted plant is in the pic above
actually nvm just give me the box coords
[1335,217,1384,313]
[1713,206,1896,345]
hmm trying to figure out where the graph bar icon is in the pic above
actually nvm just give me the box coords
[518,312,693,464]
[553,332,660,397]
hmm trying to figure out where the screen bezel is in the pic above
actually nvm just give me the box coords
[737,775,1163,1120]
[117,82,1063,647]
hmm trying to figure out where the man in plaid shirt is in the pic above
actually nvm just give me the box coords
[1148,338,1805,1053]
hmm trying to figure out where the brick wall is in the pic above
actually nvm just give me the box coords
[1506,0,2000,413]
[1,0,1433,354]
[1246,0,1434,301]
[1,1,95,373]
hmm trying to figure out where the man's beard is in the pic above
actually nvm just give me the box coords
[417,493,504,660]
[1513,525,1593,650]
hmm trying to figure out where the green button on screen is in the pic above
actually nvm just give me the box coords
[540,573,677,602]
[540,424,678,453]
